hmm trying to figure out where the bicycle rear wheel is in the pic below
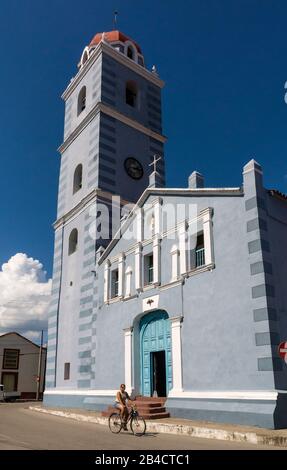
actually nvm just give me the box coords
[109,413,122,434]
[130,415,146,436]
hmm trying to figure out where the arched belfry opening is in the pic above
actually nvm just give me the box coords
[77,86,86,115]
[126,80,137,108]
[68,228,78,255]
[127,46,134,60]
[73,164,83,194]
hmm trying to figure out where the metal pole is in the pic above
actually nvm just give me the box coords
[36,330,43,401]
[113,10,118,30]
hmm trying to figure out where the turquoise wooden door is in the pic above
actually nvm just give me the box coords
[140,311,172,396]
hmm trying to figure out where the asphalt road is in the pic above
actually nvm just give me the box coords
[0,402,281,450]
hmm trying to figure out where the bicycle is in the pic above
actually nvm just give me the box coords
[109,403,146,436]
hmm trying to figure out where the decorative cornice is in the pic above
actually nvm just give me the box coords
[58,102,166,154]
[54,189,98,229]
[151,196,163,207]
[185,263,215,278]
[98,189,242,265]
[200,207,214,223]
[123,294,138,302]
[58,104,101,154]
[123,326,134,334]
[108,297,121,305]
[159,279,183,291]
[169,315,184,324]
[62,41,164,101]
[99,103,167,144]
[54,188,132,229]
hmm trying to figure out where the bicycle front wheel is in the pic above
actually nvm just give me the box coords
[130,415,146,436]
[109,413,122,434]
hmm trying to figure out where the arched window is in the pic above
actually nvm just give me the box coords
[68,229,78,255]
[127,46,134,60]
[77,86,86,115]
[126,81,137,107]
[82,50,88,65]
[73,164,83,194]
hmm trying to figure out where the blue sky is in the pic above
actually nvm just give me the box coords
[0,0,286,277]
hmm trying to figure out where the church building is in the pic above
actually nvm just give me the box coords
[44,30,287,429]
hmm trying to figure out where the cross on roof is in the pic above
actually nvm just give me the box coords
[149,154,161,174]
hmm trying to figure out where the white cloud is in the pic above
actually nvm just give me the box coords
[0,253,52,342]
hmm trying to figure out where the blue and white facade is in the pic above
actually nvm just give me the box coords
[44,31,287,429]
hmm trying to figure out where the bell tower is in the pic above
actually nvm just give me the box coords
[45,30,166,395]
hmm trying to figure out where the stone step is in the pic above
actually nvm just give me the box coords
[135,396,167,405]
[101,396,170,419]
[136,407,167,414]
[134,402,164,409]
[104,405,166,414]
[102,410,170,420]
[135,395,167,400]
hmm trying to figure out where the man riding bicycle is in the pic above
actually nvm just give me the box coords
[114,384,133,431]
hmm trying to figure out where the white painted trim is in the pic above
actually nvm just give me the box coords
[98,190,242,265]
[125,266,132,298]
[142,284,154,292]
[202,209,214,266]
[123,294,138,301]
[44,389,287,399]
[107,296,121,305]
[104,210,212,263]
[142,295,159,312]
[124,327,133,393]
[170,244,179,281]
[170,316,183,393]
[167,390,287,400]
[44,389,117,396]
[185,263,215,277]
[118,253,125,298]
[136,208,144,243]
[159,280,183,291]
[80,46,90,68]
[135,243,143,291]
[153,235,161,285]
[152,197,162,235]
[104,260,110,303]
[179,222,188,275]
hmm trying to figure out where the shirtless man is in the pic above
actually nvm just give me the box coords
[115,384,132,430]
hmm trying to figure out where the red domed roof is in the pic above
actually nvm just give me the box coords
[89,30,142,54]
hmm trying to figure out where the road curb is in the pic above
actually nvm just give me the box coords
[29,406,287,447]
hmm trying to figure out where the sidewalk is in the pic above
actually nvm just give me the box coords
[29,404,287,447]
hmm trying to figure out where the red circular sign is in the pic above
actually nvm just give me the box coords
[278,342,287,363]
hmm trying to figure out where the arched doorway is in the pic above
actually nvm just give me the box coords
[140,311,172,397]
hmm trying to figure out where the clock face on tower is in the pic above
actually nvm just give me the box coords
[124,157,144,180]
